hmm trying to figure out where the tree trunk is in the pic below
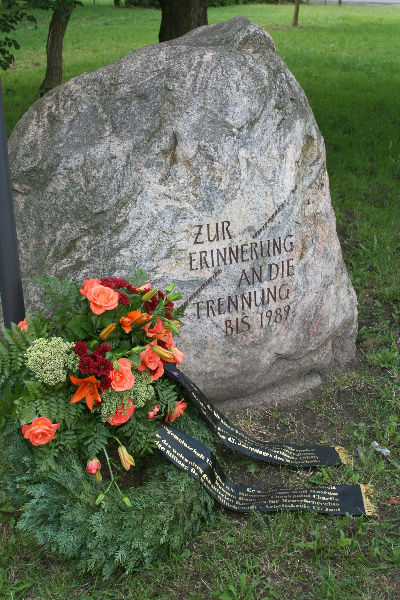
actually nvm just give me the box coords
[292,0,300,28]
[114,0,121,6]
[39,4,75,96]
[159,0,208,43]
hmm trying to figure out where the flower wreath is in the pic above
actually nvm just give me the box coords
[0,273,215,577]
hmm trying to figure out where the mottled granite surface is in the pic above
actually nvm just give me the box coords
[9,16,357,403]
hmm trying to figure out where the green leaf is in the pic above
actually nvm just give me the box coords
[164,320,180,335]
[66,314,93,338]
[166,292,182,302]
[19,405,37,425]
[130,269,149,288]
[165,282,175,294]
[246,462,258,474]
[172,305,186,320]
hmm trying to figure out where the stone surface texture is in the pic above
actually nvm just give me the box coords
[9,16,357,403]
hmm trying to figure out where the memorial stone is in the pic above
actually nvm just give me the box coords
[8,16,357,404]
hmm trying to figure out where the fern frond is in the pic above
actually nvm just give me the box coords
[154,377,179,413]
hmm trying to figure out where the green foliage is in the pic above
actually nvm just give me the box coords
[130,268,150,288]
[35,276,84,330]
[154,376,180,414]
[0,330,24,389]
[118,408,158,455]
[171,303,186,321]
[0,410,215,578]
[0,1,35,70]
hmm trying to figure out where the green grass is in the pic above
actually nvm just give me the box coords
[1,3,399,599]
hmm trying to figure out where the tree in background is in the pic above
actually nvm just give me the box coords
[38,0,81,96]
[159,0,208,43]
[292,0,300,28]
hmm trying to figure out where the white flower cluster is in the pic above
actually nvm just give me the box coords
[25,337,79,386]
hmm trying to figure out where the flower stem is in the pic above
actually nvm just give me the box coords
[111,435,123,446]
[103,447,114,484]
[103,447,127,502]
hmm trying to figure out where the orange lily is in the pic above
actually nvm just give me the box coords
[120,311,152,333]
[70,375,101,411]
[151,345,174,361]
[99,322,117,340]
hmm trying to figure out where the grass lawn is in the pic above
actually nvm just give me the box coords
[1,3,399,599]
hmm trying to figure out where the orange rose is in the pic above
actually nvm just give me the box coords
[144,318,164,338]
[137,344,164,381]
[80,278,101,295]
[110,358,135,391]
[80,279,119,315]
[107,400,135,425]
[165,399,187,423]
[22,417,60,446]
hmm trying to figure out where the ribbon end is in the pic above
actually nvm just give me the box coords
[335,446,353,466]
[360,484,377,517]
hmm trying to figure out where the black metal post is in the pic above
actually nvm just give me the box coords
[0,78,25,328]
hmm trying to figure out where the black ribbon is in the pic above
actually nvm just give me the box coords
[153,364,376,516]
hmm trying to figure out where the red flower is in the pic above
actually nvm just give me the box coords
[144,296,159,312]
[86,457,102,481]
[74,341,88,358]
[165,399,187,423]
[118,292,130,306]
[93,343,111,357]
[144,318,164,338]
[92,356,113,377]
[100,277,128,289]
[78,356,97,375]
[154,329,174,349]
[100,376,112,391]
[172,347,184,364]
[107,400,135,425]
[126,284,140,294]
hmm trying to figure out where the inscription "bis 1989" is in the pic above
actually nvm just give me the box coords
[225,305,291,336]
